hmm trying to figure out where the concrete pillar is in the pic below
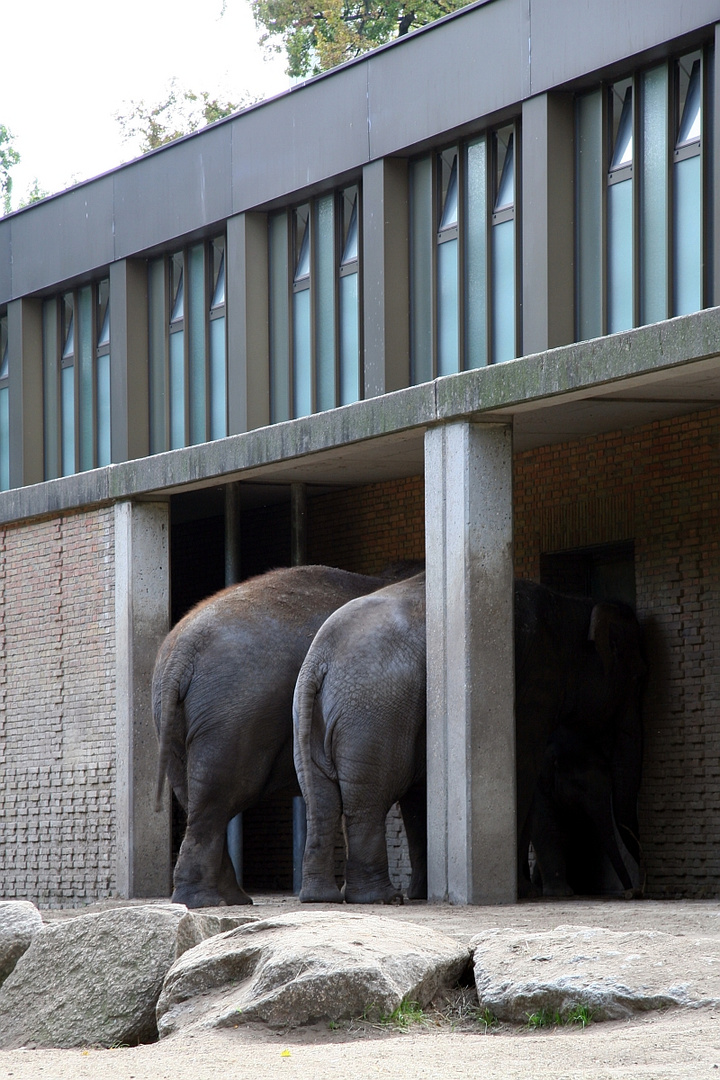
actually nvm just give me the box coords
[226,212,270,433]
[115,500,172,897]
[7,297,44,488]
[110,259,150,463]
[424,421,516,904]
[362,158,410,396]
[521,93,575,354]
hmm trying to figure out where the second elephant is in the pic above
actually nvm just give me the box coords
[294,574,646,903]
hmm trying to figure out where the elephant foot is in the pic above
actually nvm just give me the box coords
[344,884,404,905]
[299,882,344,903]
[172,884,240,908]
[220,884,254,906]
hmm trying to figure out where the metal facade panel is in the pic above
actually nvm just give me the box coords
[366,0,530,159]
[7,176,115,298]
[529,0,720,94]
[230,64,370,210]
[113,123,234,258]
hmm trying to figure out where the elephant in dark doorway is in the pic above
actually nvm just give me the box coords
[153,563,419,908]
[294,576,645,904]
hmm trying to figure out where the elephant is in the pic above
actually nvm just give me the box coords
[293,571,427,904]
[293,575,646,904]
[523,724,641,898]
[153,562,420,908]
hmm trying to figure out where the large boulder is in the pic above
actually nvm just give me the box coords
[471,925,720,1022]
[157,910,471,1036]
[0,903,255,1049]
[0,901,43,986]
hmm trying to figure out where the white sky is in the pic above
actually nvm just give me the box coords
[1,0,291,208]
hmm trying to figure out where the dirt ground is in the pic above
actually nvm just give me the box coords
[3,895,720,1080]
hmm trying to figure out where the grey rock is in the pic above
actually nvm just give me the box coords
[157,910,471,1036]
[0,901,43,986]
[0,903,255,1048]
[471,925,720,1022]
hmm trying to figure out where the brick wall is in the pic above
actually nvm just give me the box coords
[0,508,116,907]
[514,406,720,898]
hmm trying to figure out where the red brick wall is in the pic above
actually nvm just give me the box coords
[0,508,117,907]
[514,407,720,897]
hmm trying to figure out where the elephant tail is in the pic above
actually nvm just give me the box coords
[292,657,327,807]
[153,649,190,813]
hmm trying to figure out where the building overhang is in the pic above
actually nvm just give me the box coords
[1,307,719,526]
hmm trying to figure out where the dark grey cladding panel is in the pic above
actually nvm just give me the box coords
[0,219,11,304]
[366,0,530,158]
[113,122,234,258]
[529,0,720,94]
[7,175,115,298]
[230,64,370,208]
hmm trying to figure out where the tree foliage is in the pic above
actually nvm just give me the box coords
[0,125,21,215]
[252,0,465,79]
[115,80,251,154]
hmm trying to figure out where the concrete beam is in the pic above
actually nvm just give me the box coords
[115,500,171,898]
[425,421,515,904]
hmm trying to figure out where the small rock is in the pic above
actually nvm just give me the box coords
[157,910,471,1036]
[0,901,43,986]
[471,925,720,1022]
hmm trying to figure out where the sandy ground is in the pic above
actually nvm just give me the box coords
[3,895,720,1080]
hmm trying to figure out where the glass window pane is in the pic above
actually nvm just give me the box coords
[170,256,184,323]
[437,236,459,375]
[673,153,702,315]
[439,151,458,230]
[295,206,310,281]
[494,130,514,212]
[341,193,358,264]
[96,352,111,467]
[78,286,93,472]
[211,238,226,309]
[43,299,59,480]
[677,58,701,146]
[0,386,9,492]
[0,316,8,380]
[169,329,185,449]
[269,212,290,424]
[62,294,74,360]
[315,195,336,412]
[97,279,110,347]
[465,137,488,368]
[576,90,603,341]
[607,177,634,332]
[148,257,167,454]
[410,156,433,384]
[293,288,312,418]
[491,218,515,362]
[339,271,360,405]
[610,83,633,170]
[640,66,669,325]
[209,315,227,439]
[61,363,75,476]
[188,243,206,445]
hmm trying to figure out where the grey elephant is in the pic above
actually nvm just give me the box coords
[294,575,645,904]
[153,563,418,908]
[294,572,427,904]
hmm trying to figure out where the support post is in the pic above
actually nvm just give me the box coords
[425,421,516,904]
[115,500,171,897]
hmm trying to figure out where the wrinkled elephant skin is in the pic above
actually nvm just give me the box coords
[153,564,417,908]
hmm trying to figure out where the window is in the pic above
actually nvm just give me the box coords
[0,314,8,491]
[576,48,709,340]
[148,236,227,453]
[409,122,518,383]
[269,185,362,423]
[42,279,110,479]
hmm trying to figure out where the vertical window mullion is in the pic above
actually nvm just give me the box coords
[409,156,434,385]
[269,211,291,424]
[315,194,336,412]
[188,243,206,446]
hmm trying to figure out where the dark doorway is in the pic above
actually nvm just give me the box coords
[540,540,636,608]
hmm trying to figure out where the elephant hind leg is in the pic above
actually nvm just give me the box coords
[344,812,402,905]
[299,770,344,903]
[218,839,253,906]
[399,784,427,900]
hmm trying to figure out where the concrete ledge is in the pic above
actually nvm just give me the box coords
[0,309,718,527]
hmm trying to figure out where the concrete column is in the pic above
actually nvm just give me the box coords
[7,297,44,488]
[110,259,150,463]
[362,158,410,396]
[115,500,172,898]
[226,212,270,434]
[521,93,575,354]
[424,421,516,905]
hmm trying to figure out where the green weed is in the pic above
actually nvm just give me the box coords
[379,999,426,1029]
[526,1003,593,1029]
